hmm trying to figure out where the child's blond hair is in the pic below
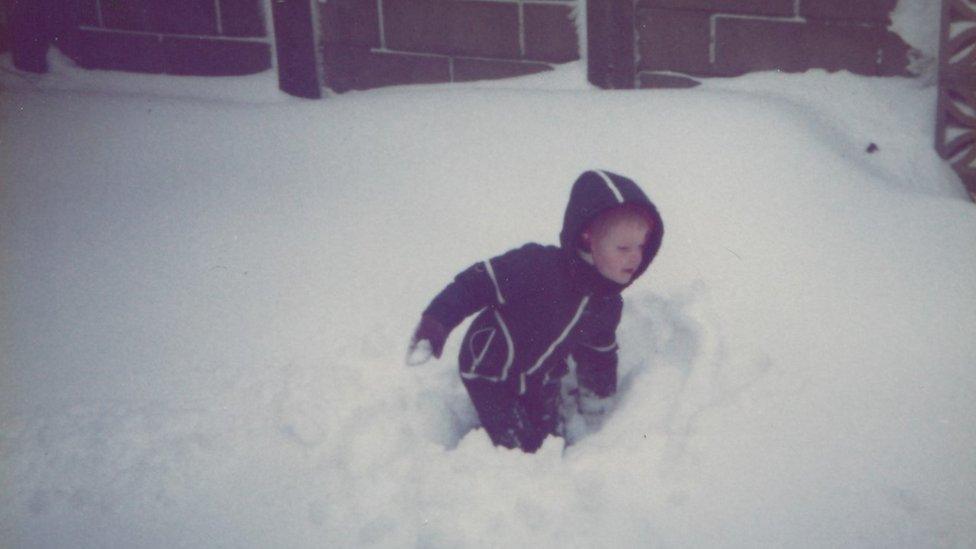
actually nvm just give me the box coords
[581,203,655,250]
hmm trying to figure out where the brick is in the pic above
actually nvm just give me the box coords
[715,18,807,74]
[383,0,520,59]
[453,57,552,82]
[161,36,271,75]
[638,71,701,88]
[218,0,266,37]
[323,45,451,92]
[636,9,711,74]
[5,0,79,68]
[637,0,793,16]
[800,0,897,23]
[0,1,9,52]
[876,28,911,76]
[524,3,579,63]
[145,0,218,35]
[63,28,165,72]
[100,0,149,31]
[77,0,100,26]
[320,0,379,47]
[382,0,450,53]
[714,17,909,76]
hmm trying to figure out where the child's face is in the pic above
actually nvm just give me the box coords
[589,221,650,284]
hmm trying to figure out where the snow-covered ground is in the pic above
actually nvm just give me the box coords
[2,44,975,547]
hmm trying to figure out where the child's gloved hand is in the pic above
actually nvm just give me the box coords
[406,315,447,366]
[575,386,614,426]
[406,339,434,366]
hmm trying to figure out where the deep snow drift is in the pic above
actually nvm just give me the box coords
[1,53,975,547]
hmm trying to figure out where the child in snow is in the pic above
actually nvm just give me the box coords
[407,170,664,452]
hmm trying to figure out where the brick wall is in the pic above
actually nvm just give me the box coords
[635,0,913,88]
[0,4,8,53]
[4,0,923,96]
[320,0,580,93]
[58,0,271,75]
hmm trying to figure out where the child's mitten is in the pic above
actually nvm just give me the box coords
[406,315,447,366]
[575,386,614,428]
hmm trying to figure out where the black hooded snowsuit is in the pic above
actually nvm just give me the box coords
[423,170,664,452]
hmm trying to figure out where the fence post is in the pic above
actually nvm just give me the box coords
[586,0,635,89]
[271,0,324,98]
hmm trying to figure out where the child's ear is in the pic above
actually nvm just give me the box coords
[580,231,592,251]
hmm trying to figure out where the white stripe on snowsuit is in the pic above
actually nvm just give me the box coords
[520,295,591,395]
[483,259,506,305]
[582,341,618,353]
[595,170,625,203]
[495,310,515,381]
[460,310,515,382]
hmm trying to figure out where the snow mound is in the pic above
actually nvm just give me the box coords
[2,60,974,547]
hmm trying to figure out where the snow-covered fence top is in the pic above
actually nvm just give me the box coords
[588,0,914,89]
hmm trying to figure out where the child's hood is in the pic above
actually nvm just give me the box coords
[559,170,665,289]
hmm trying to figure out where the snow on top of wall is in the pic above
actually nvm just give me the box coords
[0,50,289,103]
[890,0,944,77]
